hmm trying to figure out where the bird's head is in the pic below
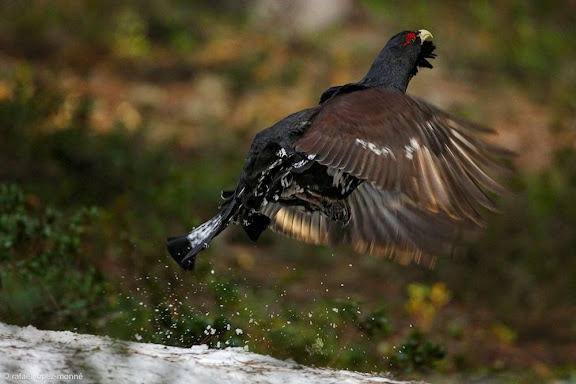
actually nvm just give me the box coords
[389,29,436,76]
[362,29,436,92]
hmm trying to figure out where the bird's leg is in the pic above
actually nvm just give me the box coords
[324,199,351,224]
[292,190,351,224]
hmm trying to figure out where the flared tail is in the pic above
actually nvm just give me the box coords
[167,200,237,270]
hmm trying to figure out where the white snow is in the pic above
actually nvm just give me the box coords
[0,322,418,384]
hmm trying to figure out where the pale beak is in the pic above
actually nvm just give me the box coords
[417,29,433,44]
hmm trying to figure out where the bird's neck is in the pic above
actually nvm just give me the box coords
[359,51,413,93]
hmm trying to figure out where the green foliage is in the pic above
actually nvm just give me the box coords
[331,298,392,337]
[0,1,239,63]
[0,65,62,146]
[0,183,104,331]
[388,330,446,373]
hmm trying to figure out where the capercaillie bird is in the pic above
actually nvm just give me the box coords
[167,29,509,270]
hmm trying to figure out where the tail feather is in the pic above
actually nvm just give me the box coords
[167,201,237,270]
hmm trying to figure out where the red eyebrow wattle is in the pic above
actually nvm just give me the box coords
[404,32,417,46]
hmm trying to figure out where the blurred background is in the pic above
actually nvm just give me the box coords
[0,1,575,382]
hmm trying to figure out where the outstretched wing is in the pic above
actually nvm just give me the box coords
[260,183,476,266]
[295,87,510,226]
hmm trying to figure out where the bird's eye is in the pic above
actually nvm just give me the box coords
[404,32,417,46]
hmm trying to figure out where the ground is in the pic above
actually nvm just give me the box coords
[0,322,415,384]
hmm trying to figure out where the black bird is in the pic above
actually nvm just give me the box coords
[167,29,509,270]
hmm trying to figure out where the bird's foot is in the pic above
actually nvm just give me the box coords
[324,200,351,224]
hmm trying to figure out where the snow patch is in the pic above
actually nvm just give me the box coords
[0,322,414,384]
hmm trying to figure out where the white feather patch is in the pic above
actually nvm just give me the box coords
[276,148,288,158]
[187,215,223,248]
[355,138,392,157]
[404,137,421,160]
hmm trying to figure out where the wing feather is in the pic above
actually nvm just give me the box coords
[263,183,476,266]
[294,87,510,221]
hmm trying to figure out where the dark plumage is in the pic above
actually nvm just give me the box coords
[167,30,509,270]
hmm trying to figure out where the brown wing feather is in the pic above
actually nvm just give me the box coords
[294,88,509,222]
[260,183,475,266]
